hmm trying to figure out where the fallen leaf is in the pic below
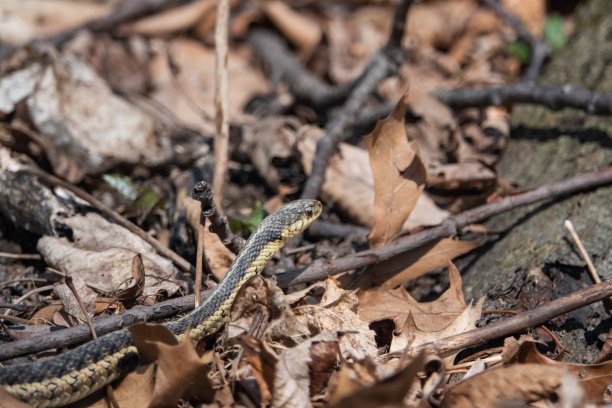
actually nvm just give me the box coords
[353,237,480,289]
[129,323,216,407]
[54,276,97,321]
[328,352,426,408]
[273,332,338,408]
[390,296,484,364]
[297,125,446,230]
[113,253,146,302]
[25,54,167,174]
[89,364,155,408]
[0,0,111,45]
[442,364,564,408]
[149,39,269,135]
[239,336,277,406]
[359,263,471,331]
[365,94,426,248]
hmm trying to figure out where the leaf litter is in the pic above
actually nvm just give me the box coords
[0,0,610,407]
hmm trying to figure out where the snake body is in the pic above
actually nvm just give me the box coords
[0,199,321,407]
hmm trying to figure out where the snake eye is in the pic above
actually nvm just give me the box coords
[305,207,313,217]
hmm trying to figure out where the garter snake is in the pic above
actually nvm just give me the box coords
[0,199,321,407]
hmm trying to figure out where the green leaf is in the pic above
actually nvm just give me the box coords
[508,40,531,63]
[544,13,566,50]
[229,202,266,236]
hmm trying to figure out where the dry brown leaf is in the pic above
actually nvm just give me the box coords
[0,0,112,45]
[25,54,167,173]
[54,276,97,321]
[28,303,63,325]
[273,332,338,408]
[129,324,216,407]
[263,1,322,59]
[365,94,426,248]
[359,262,470,331]
[328,352,426,408]
[149,39,268,135]
[355,237,480,289]
[442,364,565,408]
[267,278,377,361]
[114,253,146,302]
[390,296,484,363]
[308,338,340,395]
[502,0,545,36]
[239,336,276,406]
[510,341,612,380]
[407,0,478,50]
[88,364,156,408]
[297,125,447,230]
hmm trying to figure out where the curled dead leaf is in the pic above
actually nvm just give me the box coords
[365,94,426,248]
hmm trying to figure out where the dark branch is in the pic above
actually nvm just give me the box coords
[192,180,245,255]
[0,289,211,361]
[433,84,612,115]
[278,166,612,287]
[404,279,612,358]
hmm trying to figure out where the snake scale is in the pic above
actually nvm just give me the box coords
[0,199,322,407]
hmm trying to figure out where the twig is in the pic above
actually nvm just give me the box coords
[564,220,600,283]
[19,167,194,274]
[402,279,612,358]
[0,304,29,311]
[213,0,230,208]
[482,0,550,82]
[195,221,206,307]
[192,181,245,255]
[0,278,48,289]
[433,84,612,115]
[277,166,612,287]
[0,252,42,260]
[0,289,212,361]
[300,0,413,200]
[64,276,97,338]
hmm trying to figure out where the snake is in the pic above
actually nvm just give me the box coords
[0,199,321,407]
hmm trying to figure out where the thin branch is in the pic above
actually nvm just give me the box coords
[277,166,612,287]
[433,84,612,115]
[19,167,194,274]
[301,0,413,200]
[482,0,550,82]
[564,220,600,284]
[403,279,612,358]
[0,289,212,361]
[192,180,245,255]
[213,0,230,208]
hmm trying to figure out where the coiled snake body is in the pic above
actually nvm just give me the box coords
[0,199,321,407]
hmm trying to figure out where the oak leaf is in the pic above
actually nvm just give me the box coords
[365,94,426,248]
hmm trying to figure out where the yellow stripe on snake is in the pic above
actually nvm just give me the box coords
[1,199,321,407]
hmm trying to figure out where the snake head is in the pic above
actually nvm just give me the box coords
[261,199,322,240]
